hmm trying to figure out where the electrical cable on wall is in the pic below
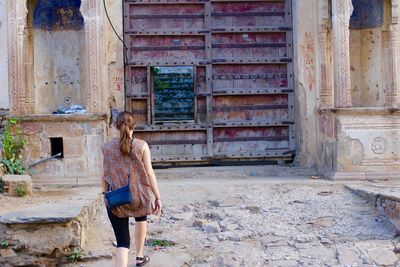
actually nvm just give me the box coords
[103,0,129,65]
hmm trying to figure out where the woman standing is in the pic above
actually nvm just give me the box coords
[102,111,162,267]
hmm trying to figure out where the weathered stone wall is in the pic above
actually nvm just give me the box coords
[0,0,9,110]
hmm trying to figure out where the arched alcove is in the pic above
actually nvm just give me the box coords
[7,0,104,115]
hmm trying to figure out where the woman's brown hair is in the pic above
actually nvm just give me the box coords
[115,111,136,156]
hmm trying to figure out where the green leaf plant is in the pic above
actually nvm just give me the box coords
[0,118,27,175]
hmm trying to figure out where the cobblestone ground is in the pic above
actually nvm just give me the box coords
[82,167,400,267]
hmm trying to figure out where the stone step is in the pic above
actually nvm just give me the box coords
[346,183,400,231]
[0,188,102,266]
[32,176,101,187]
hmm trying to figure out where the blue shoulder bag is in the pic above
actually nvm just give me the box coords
[104,173,133,210]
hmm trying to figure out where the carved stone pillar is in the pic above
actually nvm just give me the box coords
[384,0,400,107]
[80,0,105,113]
[7,0,29,115]
[318,0,333,108]
[331,0,353,108]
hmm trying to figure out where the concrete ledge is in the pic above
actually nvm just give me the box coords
[346,183,400,230]
[0,189,102,266]
[0,202,87,224]
[10,113,107,122]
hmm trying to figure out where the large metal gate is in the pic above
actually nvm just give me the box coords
[124,0,295,163]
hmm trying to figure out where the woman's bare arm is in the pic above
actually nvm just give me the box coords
[142,143,161,200]
[101,147,108,193]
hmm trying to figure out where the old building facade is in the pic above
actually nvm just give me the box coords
[0,0,399,184]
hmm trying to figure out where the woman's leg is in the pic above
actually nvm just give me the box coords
[134,216,147,262]
[116,247,129,267]
[107,209,130,267]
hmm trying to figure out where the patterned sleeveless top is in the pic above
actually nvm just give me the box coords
[101,138,153,218]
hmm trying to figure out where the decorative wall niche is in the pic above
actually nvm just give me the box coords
[32,0,86,114]
[7,0,105,115]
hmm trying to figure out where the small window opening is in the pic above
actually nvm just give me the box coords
[50,137,64,158]
[153,66,195,124]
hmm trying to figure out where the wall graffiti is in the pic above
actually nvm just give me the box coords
[114,76,124,92]
[33,0,84,31]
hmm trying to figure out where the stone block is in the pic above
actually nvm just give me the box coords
[40,137,51,158]
[0,163,6,176]
[202,221,220,233]
[298,246,335,259]
[21,122,42,135]
[87,134,103,176]
[86,122,105,135]
[367,247,398,266]
[260,235,288,248]
[63,136,86,158]
[319,110,400,180]
[26,135,42,159]
[64,158,88,178]
[193,219,207,228]
[30,159,64,178]
[44,122,84,137]
[337,246,360,265]
[2,175,32,197]
[0,248,17,258]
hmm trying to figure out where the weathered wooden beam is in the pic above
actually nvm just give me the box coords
[211,58,292,64]
[211,26,291,33]
[211,11,285,17]
[148,140,207,145]
[213,121,291,127]
[214,136,289,142]
[212,88,293,95]
[212,43,286,48]
[213,104,288,112]
[130,45,205,51]
[130,14,204,19]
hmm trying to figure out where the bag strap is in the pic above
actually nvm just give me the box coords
[107,138,135,192]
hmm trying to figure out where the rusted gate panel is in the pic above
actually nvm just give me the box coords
[124,0,294,163]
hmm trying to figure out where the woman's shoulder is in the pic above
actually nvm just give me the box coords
[132,138,150,156]
[133,138,148,148]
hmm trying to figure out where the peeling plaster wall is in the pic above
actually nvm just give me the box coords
[293,0,319,168]
[34,31,85,114]
[0,0,9,109]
